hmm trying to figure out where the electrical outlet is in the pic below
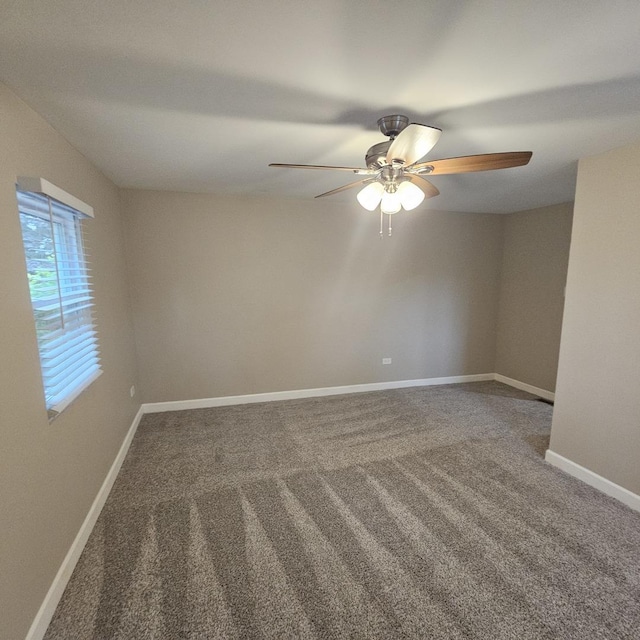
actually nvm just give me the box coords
[130,385,136,398]
[382,358,392,365]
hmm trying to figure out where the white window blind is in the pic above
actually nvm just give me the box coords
[16,182,101,420]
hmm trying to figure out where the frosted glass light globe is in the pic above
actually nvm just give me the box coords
[356,182,384,210]
[381,190,401,214]
[397,181,425,210]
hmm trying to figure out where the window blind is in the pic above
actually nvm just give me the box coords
[17,186,101,420]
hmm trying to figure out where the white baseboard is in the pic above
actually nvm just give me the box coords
[141,373,495,413]
[545,449,640,512]
[26,406,144,640]
[493,373,555,401]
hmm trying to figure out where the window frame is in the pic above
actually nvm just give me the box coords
[16,178,101,421]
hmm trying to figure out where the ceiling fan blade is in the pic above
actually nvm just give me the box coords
[269,163,376,175]
[385,124,442,166]
[405,174,440,198]
[409,151,532,175]
[315,178,373,199]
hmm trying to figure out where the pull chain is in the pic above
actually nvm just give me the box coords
[380,209,383,238]
[388,214,392,236]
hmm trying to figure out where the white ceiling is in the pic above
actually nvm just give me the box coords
[1,0,640,212]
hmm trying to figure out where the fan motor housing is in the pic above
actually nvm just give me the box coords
[365,141,391,168]
[366,115,411,168]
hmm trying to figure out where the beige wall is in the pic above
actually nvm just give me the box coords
[550,142,640,495]
[495,202,573,391]
[0,83,139,638]
[122,190,504,403]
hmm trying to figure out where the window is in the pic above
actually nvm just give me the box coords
[16,178,101,421]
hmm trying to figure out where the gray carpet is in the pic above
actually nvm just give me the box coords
[44,381,640,639]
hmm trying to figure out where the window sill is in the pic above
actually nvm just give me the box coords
[47,369,103,423]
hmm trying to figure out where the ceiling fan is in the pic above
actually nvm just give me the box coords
[270,115,532,236]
